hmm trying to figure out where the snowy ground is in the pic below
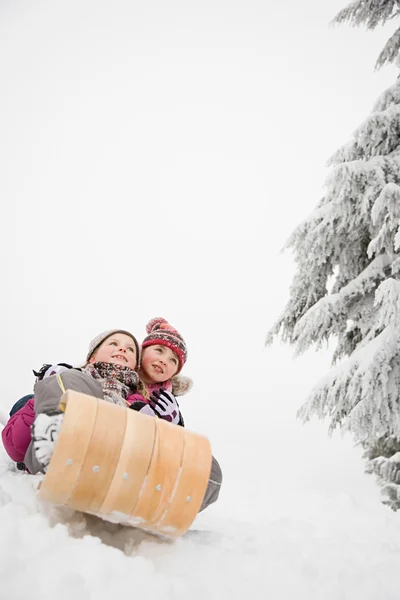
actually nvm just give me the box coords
[1,355,400,600]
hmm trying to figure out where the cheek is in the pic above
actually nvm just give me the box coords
[169,363,179,377]
[140,354,151,370]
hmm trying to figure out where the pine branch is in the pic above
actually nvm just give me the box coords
[332,0,397,30]
[375,26,400,67]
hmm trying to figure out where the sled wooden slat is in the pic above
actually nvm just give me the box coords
[99,408,156,516]
[38,391,213,537]
[146,420,187,526]
[68,400,127,514]
[158,432,212,535]
[38,391,98,506]
[130,418,185,525]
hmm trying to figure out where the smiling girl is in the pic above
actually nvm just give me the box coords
[2,329,140,473]
[128,318,190,427]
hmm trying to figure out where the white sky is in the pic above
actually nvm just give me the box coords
[0,0,398,445]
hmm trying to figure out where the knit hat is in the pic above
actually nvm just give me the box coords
[141,318,187,372]
[86,329,140,366]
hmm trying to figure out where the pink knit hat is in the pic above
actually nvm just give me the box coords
[141,318,187,372]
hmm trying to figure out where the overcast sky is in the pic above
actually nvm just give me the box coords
[0,1,398,451]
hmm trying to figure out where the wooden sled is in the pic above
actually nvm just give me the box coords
[38,390,212,538]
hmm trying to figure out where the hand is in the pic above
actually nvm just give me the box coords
[150,389,180,425]
[129,402,157,418]
[32,412,64,472]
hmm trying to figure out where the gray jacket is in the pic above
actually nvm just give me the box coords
[24,370,103,474]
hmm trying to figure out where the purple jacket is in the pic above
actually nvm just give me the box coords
[1,398,35,464]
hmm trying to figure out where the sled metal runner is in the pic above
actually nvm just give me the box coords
[38,390,212,537]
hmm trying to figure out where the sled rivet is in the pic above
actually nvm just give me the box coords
[155,484,162,491]
[123,472,128,480]
[93,465,100,473]
[186,495,191,502]
[66,459,73,466]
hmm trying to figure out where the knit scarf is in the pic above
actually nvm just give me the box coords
[83,362,138,407]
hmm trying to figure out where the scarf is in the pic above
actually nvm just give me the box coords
[83,362,138,407]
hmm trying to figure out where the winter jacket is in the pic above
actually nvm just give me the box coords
[2,397,35,464]
[10,394,34,417]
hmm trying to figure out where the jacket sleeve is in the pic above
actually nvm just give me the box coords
[24,369,104,475]
[33,369,104,415]
[1,398,35,463]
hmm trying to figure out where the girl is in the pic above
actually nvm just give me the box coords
[130,318,222,512]
[2,329,140,473]
[128,317,193,426]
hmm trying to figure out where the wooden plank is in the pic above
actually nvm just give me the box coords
[99,408,156,517]
[38,391,98,506]
[157,430,212,536]
[67,400,126,513]
[131,418,185,526]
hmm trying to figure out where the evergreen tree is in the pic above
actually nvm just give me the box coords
[267,7,400,508]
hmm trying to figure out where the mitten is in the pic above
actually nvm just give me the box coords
[129,401,157,418]
[32,411,64,472]
[150,389,180,425]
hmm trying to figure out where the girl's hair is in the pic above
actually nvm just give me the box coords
[137,378,151,401]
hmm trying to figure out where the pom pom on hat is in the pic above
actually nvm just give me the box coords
[142,318,187,372]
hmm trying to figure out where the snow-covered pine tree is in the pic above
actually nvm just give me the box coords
[267,72,400,508]
[332,0,400,69]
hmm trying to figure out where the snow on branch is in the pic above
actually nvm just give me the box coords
[376,26,400,68]
[332,1,400,68]
[332,0,398,31]
[292,254,391,354]
[371,182,400,225]
[298,279,400,441]
[328,106,400,164]
[368,182,400,257]
[373,78,400,113]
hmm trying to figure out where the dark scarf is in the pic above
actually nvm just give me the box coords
[83,362,138,407]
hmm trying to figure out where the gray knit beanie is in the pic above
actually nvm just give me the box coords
[86,329,140,365]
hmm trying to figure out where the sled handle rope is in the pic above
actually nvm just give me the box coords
[37,390,212,537]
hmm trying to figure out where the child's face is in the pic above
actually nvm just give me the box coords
[140,345,179,383]
[90,333,137,370]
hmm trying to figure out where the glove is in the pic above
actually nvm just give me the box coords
[33,363,74,382]
[32,411,64,472]
[129,401,157,417]
[149,389,180,425]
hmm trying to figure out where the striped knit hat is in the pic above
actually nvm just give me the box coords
[86,329,140,366]
[141,318,187,372]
